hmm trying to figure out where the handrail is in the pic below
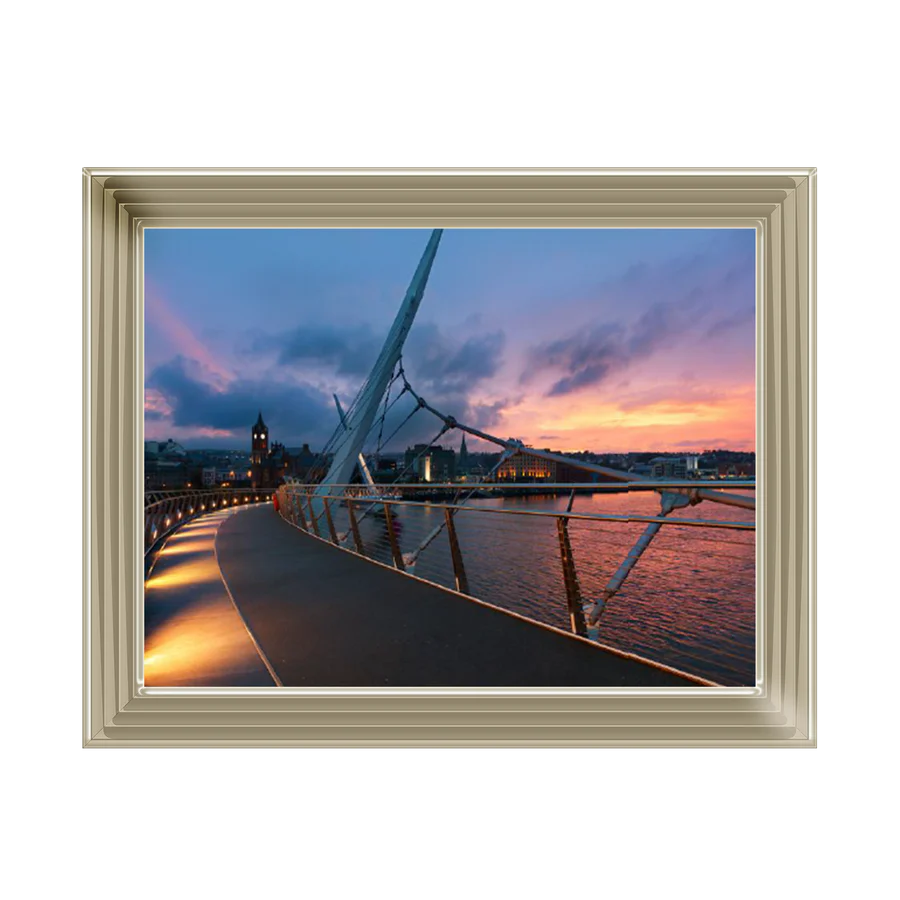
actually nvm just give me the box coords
[143,487,274,558]
[281,480,756,490]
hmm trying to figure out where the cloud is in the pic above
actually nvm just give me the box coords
[146,356,334,444]
[149,316,516,453]
[405,324,505,392]
[254,323,383,377]
[520,235,755,398]
[144,387,173,422]
[525,291,714,397]
[527,256,717,396]
[521,322,622,397]
[470,397,516,430]
[705,306,755,338]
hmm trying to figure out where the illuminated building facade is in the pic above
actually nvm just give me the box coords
[496,450,556,481]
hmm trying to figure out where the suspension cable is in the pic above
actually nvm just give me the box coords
[374,364,397,454]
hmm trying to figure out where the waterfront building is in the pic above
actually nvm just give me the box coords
[649,456,689,479]
[497,450,556,481]
[404,444,456,482]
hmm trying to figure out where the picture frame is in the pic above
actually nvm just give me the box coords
[84,167,815,747]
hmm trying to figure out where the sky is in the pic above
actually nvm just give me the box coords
[144,228,756,454]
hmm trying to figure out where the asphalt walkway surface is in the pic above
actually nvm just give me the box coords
[213,504,700,687]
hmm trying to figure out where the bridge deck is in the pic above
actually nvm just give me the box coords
[201,505,701,687]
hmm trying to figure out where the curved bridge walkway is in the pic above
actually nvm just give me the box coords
[144,505,707,688]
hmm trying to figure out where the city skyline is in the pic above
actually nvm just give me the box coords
[144,228,756,453]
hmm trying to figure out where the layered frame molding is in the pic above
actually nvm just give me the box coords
[84,168,815,747]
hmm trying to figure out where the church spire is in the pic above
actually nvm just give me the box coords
[459,433,469,472]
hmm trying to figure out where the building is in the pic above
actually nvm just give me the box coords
[285,443,319,481]
[249,413,321,488]
[250,411,285,489]
[496,450,555,482]
[144,439,190,490]
[250,411,268,465]
[403,444,456,482]
[648,456,699,479]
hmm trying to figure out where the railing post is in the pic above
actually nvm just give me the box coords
[382,503,406,571]
[293,493,308,530]
[444,508,469,595]
[322,497,339,544]
[556,515,587,637]
[346,497,365,555]
[306,495,321,537]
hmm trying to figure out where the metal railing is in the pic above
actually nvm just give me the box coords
[274,480,756,685]
[144,487,274,556]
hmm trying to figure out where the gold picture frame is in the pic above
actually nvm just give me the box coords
[84,168,815,747]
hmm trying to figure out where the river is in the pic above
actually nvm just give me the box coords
[349,489,756,686]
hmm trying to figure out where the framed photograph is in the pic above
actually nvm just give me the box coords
[84,168,815,747]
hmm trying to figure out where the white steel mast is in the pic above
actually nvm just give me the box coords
[314,229,443,502]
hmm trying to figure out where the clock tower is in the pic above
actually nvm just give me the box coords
[251,411,268,465]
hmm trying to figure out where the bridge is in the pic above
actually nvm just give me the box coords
[143,480,754,688]
[143,229,756,689]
